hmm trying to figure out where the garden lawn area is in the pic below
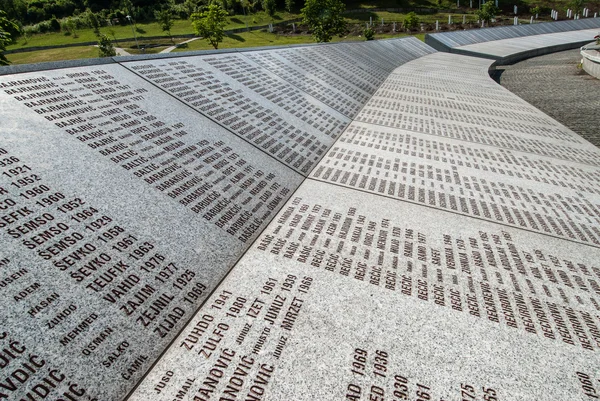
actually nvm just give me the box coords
[5,30,427,64]
[173,30,423,52]
[173,31,317,52]
[8,11,299,51]
[6,46,99,64]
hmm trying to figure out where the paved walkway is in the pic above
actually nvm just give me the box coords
[103,37,199,56]
[160,37,199,53]
[492,49,600,147]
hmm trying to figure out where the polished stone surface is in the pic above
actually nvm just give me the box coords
[128,52,600,401]
[0,63,302,400]
[2,34,600,401]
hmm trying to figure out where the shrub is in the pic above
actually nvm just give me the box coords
[97,33,116,57]
[403,12,419,30]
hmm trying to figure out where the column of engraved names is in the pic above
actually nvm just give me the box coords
[126,60,341,174]
[0,144,208,393]
[336,126,600,195]
[344,345,501,401]
[312,138,600,245]
[363,78,600,166]
[243,49,372,117]
[1,72,291,243]
[0,328,96,400]
[146,271,314,400]
[255,197,600,352]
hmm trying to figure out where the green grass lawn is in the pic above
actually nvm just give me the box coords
[173,31,319,52]
[175,30,423,52]
[6,46,99,64]
[8,11,298,51]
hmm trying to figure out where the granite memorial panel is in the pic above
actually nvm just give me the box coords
[2,37,600,401]
[0,62,304,400]
[128,180,600,401]
[123,53,351,176]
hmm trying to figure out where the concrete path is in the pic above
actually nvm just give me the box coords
[94,44,131,56]
[160,37,199,53]
[114,47,131,56]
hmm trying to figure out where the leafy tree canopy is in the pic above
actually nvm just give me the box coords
[191,3,228,49]
[301,0,346,43]
[155,7,174,40]
[476,1,499,23]
[97,32,116,56]
[0,10,20,66]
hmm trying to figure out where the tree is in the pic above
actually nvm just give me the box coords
[569,0,584,15]
[97,33,116,57]
[0,28,11,66]
[0,10,19,66]
[262,0,276,17]
[285,0,294,13]
[403,11,420,30]
[86,9,101,36]
[476,1,499,25]
[301,0,346,43]
[64,16,77,37]
[191,4,228,49]
[155,8,174,42]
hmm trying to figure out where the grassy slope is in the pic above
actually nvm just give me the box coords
[5,29,425,64]
[173,30,421,52]
[7,46,99,64]
[8,11,298,51]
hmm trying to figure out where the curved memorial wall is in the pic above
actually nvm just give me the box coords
[1,34,600,401]
[426,18,600,64]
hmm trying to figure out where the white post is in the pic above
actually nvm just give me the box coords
[495,0,498,6]
[595,12,598,18]
[449,15,452,24]
[292,23,295,32]
[530,16,533,23]
[436,20,439,30]
[393,22,396,32]
[481,20,484,27]
[470,0,472,8]
[463,14,466,23]
[370,16,373,26]
[514,5,517,14]
[457,0,459,7]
